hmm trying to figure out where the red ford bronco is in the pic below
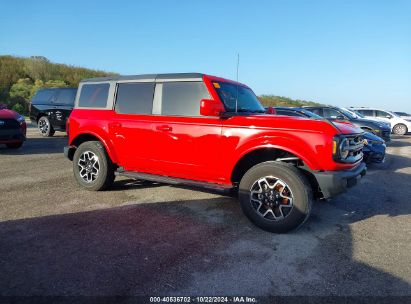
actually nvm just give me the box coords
[65,73,366,232]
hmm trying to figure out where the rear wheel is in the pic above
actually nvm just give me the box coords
[239,161,313,233]
[38,116,55,137]
[393,124,407,135]
[73,141,115,191]
[6,142,23,149]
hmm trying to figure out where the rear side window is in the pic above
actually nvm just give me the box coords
[161,82,210,116]
[115,82,154,114]
[78,83,109,108]
[55,89,77,105]
[358,109,373,116]
[31,89,55,104]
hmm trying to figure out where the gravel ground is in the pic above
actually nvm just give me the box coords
[0,123,410,297]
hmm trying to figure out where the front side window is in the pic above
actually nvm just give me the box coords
[376,110,392,119]
[55,89,77,105]
[213,82,265,113]
[161,82,210,116]
[78,83,109,108]
[323,108,345,119]
[115,82,154,114]
[306,108,322,116]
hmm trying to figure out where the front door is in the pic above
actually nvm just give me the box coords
[150,81,223,183]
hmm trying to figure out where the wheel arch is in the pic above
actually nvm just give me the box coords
[231,146,313,182]
[36,112,47,122]
[230,146,321,198]
[69,132,118,164]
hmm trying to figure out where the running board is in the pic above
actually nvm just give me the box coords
[115,170,233,193]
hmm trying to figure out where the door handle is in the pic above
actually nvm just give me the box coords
[156,125,172,132]
[112,122,122,128]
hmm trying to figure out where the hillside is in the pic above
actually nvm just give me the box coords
[259,95,322,108]
[0,55,116,114]
[0,55,321,115]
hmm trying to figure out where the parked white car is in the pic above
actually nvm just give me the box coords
[342,108,391,129]
[350,107,411,135]
[394,112,411,121]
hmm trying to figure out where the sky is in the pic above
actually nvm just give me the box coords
[1,0,410,112]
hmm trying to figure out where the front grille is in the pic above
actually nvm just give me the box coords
[0,119,20,130]
[345,135,364,162]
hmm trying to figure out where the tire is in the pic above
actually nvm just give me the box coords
[239,161,313,233]
[73,141,115,191]
[37,116,55,137]
[393,124,407,135]
[6,142,23,149]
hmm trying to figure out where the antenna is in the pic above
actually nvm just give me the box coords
[235,53,240,113]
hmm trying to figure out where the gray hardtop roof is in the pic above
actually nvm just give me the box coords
[81,73,204,83]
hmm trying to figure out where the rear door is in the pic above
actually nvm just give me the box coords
[149,81,223,182]
[51,88,77,129]
[109,81,156,171]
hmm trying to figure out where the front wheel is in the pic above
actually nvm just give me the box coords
[393,124,407,135]
[239,161,313,233]
[73,141,115,191]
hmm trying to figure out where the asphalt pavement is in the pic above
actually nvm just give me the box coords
[0,124,410,297]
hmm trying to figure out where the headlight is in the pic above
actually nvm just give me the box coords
[17,115,25,124]
[339,138,350,159]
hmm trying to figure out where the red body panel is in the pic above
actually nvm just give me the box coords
[68,74,363,186]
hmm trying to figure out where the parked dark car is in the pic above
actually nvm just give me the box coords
[29,88,77,137]
[273,107,386,164]
[362,132,386,164]
[273,107,325,119]
[0,104,27,149]
[303,106,391,142]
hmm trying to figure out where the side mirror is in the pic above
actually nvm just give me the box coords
[386,115,392,119]
[336,115,345,120]
[200,99,225,117]
[266,107,276,114]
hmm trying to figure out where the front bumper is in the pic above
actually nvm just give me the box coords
[64,145,76,161]
[311,162,367,199]
[363,143,386,164]
[375,129,391,142]
[0,129,26,144]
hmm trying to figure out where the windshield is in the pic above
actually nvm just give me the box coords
[213,82,265,113]
[337,107,355,119]
[342,107,364,118]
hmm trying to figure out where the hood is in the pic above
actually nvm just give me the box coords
[353,117,383,126]
[0,109,20,120]
[331,120,364,135]
[226,114,363,136]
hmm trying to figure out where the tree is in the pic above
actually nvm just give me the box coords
[9,78,33,100]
